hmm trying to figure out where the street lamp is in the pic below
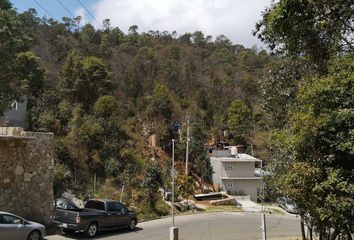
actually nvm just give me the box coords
[172,139,175,227]
[185,115,190,175]
[260,160,267,240]
[170,139,178,240]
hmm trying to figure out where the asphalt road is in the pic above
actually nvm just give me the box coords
[47,212,301,240]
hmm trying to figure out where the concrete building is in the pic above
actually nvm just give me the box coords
[210,146,262,201]
[0,99,27,128]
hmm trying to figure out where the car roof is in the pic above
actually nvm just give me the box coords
[0,211,21,218]
[87,199,119,203]
[0,211,13,215]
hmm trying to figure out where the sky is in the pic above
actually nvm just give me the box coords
[11,0,272,48]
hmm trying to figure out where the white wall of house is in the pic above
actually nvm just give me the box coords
[222,179,261,201]
[210,150,263,202]
[210,157,222,186]
[221,161,256,178]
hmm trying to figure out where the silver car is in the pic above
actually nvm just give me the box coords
[277,197,299,214]
[0,211,45,240]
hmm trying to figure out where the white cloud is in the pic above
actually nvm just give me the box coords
[88,0,271,48]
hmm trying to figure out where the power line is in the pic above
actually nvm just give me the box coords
[32,0,55,19]
[77,0,102,28]
[56,0,76,19]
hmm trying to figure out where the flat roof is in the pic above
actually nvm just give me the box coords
[211,153,262,162]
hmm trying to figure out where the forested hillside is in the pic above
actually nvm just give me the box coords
[0,0,273,218]
[2,0,353,236]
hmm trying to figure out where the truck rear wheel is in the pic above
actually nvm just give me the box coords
[86,222,98,238]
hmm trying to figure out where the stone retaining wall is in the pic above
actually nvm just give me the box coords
[0,127,54,224]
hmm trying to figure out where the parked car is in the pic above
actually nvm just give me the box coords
[0,211,45,240]
[54,199,137,238]
[277,197,299,214]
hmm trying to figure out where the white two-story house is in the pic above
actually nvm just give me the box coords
[210,146,262,201]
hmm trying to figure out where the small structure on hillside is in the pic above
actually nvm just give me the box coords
[0,99,27,128]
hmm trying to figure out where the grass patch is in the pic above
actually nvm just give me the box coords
[137,198,170,221]
[155,198,170,216]
[138,212,158,221]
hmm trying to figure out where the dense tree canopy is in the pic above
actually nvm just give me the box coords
[227,100,251,144]
[255,0,354,73]
[256,1,354,239]
[60,52,113,110]
[0,2,33,112]
[268,57,354,239]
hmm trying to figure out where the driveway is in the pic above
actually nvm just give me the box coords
[46,212,301,240]
[232,195,262,212]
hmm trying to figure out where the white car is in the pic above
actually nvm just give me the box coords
[0,211,46,240]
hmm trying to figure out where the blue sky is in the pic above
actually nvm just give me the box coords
[11,0,98,25]
[11,0,271,48]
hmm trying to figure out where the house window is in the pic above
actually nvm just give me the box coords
[224,163,235,171]
[10,101,18,111]
[227,182,234,189]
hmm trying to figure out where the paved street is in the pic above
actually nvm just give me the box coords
[47,212,301,240]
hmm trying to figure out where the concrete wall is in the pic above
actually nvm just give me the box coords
[211,150,230,157]
[0,127,54,224]
[210,157,222,186]
[221,161,255,178]
[211,157,259,182]
[222,179,261,201]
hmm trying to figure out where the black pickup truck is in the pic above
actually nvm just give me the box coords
[54,199,138,237]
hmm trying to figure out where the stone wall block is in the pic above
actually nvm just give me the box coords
[0,127,54,225]
[14,165,24,175]
[24,172,32,178]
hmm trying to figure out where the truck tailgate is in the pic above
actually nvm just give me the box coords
[55,208,80,224]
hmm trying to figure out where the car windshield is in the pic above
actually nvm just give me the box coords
[286,199,295,205]
[1,214,22,224]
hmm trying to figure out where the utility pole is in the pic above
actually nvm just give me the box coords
[261,212,267,240]
[185,115,190,175]
[74,166,77,186]
[172,139,175,227]
[170,139,178,240]
[120,182,125,203]
[260,161,267,240]
[93,173,96,193]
